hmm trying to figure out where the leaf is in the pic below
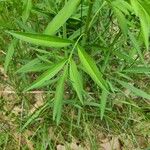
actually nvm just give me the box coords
[16,58,42,73]
[16,55,51,74]
[44,0,81,35]
[53,66,68,125]
[130,0,150,49]
[123,66,150,74]
[139,0,150,16]
[77,45,108,92]
[21,103,48,131]
[24,59,66,91]
[36,54,52,64]
[4,39,17,73]
[7,31,72,48]
[128,32,145,65]
[16,62,51,73]
[140,11,150,50]
[113,50,134,63]
[70,59,83,104]
[113,7,128,37]
[116,79,150,100]
[112,0,133,14]
[100,90,109,120]
[22,0,32,23]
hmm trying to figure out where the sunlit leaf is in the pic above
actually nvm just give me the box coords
[24,59,66,91]
[7,31,72,48]
[53,66,68,125]
[44,0,81,35]
[100,90,109,120]
[130,0,150,49]
[70,59,83,104]
[22,0,32,23]
[77,45,108,92]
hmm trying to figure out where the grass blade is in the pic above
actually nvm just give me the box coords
[123,66,150,74]
[129,32,146,65]
[113,7,128,37]
[7,31,72,48]
[4,39,17,73]
[17,62,51,73]
[21,103,48,131]
[77,45,108,92]
[53,66,68,125]
[44,0,81,35]
[131,0,150,49]
[22,0,32,23]
[116,79,150,100]
[24,59,66,91]
[100,90,109,120]
[70,59,83,104]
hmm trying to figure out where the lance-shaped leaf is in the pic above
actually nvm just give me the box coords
[22,0,32,23]
[21,103,48,131]
[17,62,51,73]
[44,0,81,35]
[130,0,150,49]
[113,7,128,37]
[16,55,52,73]
[7,31,72,47]
[53,66,68,125]
[24,59,66,91]
[116,79,150,100]
[77,45,108,92]
[4,39,17,73]
[70,59,83,104]
[123,67,150,74]
[100,90,109,120]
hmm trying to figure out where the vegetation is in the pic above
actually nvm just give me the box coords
[0,0,150,149]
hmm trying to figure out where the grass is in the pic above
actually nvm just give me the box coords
[0,0,150,149]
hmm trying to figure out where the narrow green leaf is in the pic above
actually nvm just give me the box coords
[53,66,68,125]
[116,79,150,100]
[113,50,134,63]
[123,66,150,74]
[4,39,17,73]
[44,0,81,35]
[24,59,66,91]
[140,11,150,50]
[70,59,83,104]
[100,90,109,120]
[16,55,52,73]
[16,58,40,73]
[139,0,150,16]
[77,45,108,92]
[128,32,146,65]
[21,103,48,131]
[36,54,52,64]
[131,0,150,49]
[17,63,50,73]
[22,0,32,23]
[112,0,132,14]
[7,31,72,48]
[113,7,128,37]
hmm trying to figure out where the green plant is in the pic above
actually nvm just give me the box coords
[4,0,150,128]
